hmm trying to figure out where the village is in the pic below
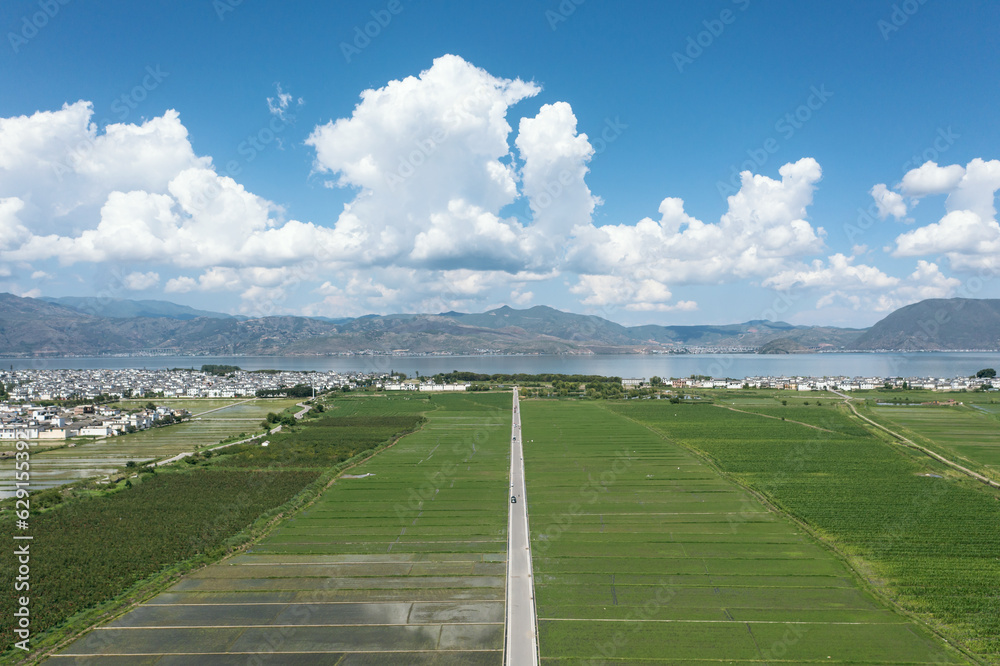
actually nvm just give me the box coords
[0,366,996,443]
[625,374,1000,392]
[0,367,368,442]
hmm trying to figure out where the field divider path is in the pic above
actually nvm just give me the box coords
[156,400,313,467]
[42,402,438,663]
[714,403,840,434]
[190,398,256,417]
[505,387,540,665]
[832,389,1000,490]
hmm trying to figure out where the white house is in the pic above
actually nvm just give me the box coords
[0,425,41,440]
[79,426,114,437]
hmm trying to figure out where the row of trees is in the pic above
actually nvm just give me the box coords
[256,383,315,398]
[430,371,623,387]
[261,411,297,429]
[201,364,241,376]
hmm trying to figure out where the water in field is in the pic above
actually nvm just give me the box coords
[0,399,299,499]
[55,392,511,662]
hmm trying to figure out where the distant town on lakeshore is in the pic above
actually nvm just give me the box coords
[2,365,996,443]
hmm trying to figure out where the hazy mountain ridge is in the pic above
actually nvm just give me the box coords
[853,299,1000,350]
[41,296,241,321]
[1,293,997,356]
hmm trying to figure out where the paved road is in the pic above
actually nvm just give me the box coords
[505,387,539,665]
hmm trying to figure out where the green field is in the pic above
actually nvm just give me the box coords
[524,399,965,664]
[1,395,423,662]
[613,399,1000,662]
[50,393,511,664]
[869,403,1000,478]
[21,389,1000,663]
[0,399,300,497]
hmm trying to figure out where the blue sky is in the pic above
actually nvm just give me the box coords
[1,0,998,327]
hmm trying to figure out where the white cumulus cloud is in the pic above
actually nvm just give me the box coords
[567,158,825,290]
[306,54,541,270]
[870,183,907,220]
[892,158,1000,272]
[122,271,159,290]
[899,161,966,197]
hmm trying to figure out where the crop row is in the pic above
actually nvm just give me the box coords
[614,401,1000,658]
[0,395,433,657]
[0,468,317,648]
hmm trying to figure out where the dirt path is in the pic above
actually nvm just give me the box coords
[190,398,255,417]
[830,389,1000,490]
[156,401,311,467]
[714,404,840,435]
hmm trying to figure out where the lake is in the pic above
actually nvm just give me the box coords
[3,352,999,379]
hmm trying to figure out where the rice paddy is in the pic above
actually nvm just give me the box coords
[37,391,1000,664]
[0,398,300,497]
[526,399,969,664]
[614,399,1000,662]
[50,392,512,663]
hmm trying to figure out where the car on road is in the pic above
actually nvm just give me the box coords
[511,495,516,503]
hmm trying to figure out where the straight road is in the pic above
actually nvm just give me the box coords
[505,387,539,665]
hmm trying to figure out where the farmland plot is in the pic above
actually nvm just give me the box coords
[616,400,1000,663]
[527,400,966,664]
[50,393,510,664]
[871,404,1000,477]
[0,399,300,497]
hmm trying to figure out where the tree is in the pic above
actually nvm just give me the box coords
[650,376,663,386]
[145,401,157,410]
[976,368,996,378]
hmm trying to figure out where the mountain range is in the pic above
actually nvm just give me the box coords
[0,293,997,357]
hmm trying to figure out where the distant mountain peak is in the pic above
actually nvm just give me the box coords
[41,296,238,321]
[9,293,996,356]
[855,298,1000,350]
